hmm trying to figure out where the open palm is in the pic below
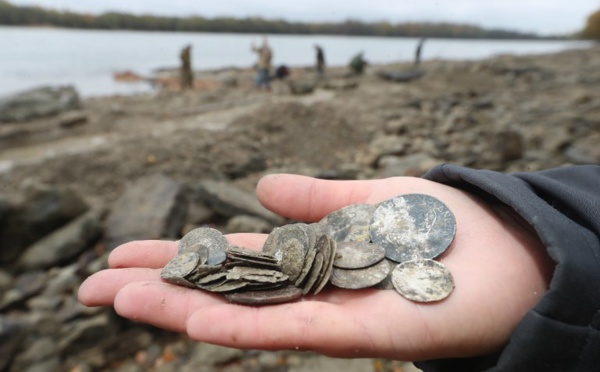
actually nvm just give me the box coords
[78,174,552,361]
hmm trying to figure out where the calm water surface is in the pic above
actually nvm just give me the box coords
[0,26,593,97]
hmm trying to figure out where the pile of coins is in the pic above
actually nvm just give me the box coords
[161,193,456,305]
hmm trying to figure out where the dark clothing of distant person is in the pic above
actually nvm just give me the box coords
[180,45,193,90]
[414,38,426,68]
[315,45,325,79]
[415,164,600,372]
[276,65,290,80]
[349,53,367,75]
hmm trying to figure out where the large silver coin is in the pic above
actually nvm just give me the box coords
[329,258,390,289]
[160,251,201,288]
[370,194,456,263]
[178,227,228,265]
[318,204,376,243]
[333,241,386,269]
[391,259,455,302]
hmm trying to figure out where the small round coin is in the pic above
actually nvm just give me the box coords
[178,227,228,265]
[318,204,376,243]
[370,194,456,263]
[329,258,390,289]
[391,259,455,302]
[160,251,201,288]
[333,241,386,269]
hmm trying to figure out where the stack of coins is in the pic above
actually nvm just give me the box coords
[161,193,456,305]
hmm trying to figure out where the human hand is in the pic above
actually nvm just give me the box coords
[78,174,553,361]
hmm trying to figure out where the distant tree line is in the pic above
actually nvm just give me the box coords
[581,9,600,39]
[0,0,548,39]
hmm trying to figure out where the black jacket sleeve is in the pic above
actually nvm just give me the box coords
[415,164,600,372]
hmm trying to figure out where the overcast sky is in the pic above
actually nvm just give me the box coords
[9,0,600,35]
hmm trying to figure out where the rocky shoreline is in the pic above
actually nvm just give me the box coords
[1,46,599,371]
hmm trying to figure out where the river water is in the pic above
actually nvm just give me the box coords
[0,26,594,98]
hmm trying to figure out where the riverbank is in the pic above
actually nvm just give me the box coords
[0,46,599,371]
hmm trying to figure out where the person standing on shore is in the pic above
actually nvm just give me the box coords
[251,37,273,91]
[180,45,193,90]
[414,38,426,68]
[314,44,326,80]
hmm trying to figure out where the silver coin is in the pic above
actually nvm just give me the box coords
[313,235,336,295]
[160,251,201,288]
[294,242,318,287]
[330,258,390,289]
[302,252,324,295]
[225,285,303,306]
[263,224,310,283]
[374,259,398,290]
[391,259,455,302]
[333,241,386,269]
[179,227,228,265]
[370,194,456,263]
[226,266,288,283]
[318,204,376,243]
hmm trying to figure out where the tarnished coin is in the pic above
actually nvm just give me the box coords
[161,251,201,288]
[313,235,336,295]
[294,243,318,287]
[302,252,324,295]
[179,227,228,265]
[263,224,310,283]
[187,264,223,282]
[330,258,390,289]
[205,280,248,293]
[391,259,455,302]
[225,285,303,306]
[333,241,386,269]
[374,259,398,290]
[318,204,376,243]
[370,194,456,263]
[226,266,288,284]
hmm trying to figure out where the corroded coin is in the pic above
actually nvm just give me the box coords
[370,194,456,263]
[374,259,398,290]
[330,258,390,289]
[313,235,336,295]
[178,227,228,265]
[161,251,201,288]
[333,241,386,269]
[302,252,324,295]
[294,242,318,287]
[225,285,303,306]
[391,259,455,302]
[263,224,310,282]
[318,204,376,243]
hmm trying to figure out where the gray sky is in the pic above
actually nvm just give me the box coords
[8,0,600,35]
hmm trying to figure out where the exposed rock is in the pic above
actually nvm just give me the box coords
[378,153,441,177]
[57,110,88,128]
[287,353,374,372]
[186,343,245,366]
[104,174,188,250]
[0,270,47,309]
[564,133,600,164]
[59,313,115,355]
[0,86,81,123]
[491,129,525,162]
[18,209,103,270]
[377,69,425,83]
[0,184,89,265]
[194,180,284,225]
[226,215,273,234]
[10,337,59,372]
[0,316,29,371]
[289,80,316,95]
